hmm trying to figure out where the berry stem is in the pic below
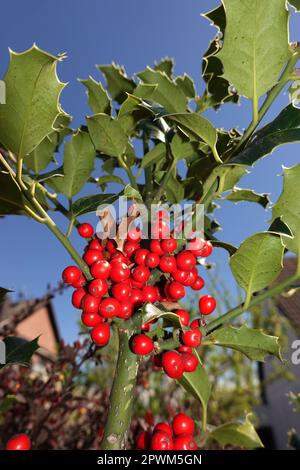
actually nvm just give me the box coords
[100,328,140,450]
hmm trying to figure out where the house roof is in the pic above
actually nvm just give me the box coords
[276,256,300,331]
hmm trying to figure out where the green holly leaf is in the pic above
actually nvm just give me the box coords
[87,113,128,158]
[166,113,218,158]
[202,4,239,109]
[1,336,40,368]
[24,113,71,174]
[139,143,167,170]
[0,45,66,158]
[272,163,300,253]
[209,414,263,449]
[48,130,95,198]
[118,94,151,135]
[154,58,174,78]
[289,0,300,10]
[175,75,196,99]
[80,76,111,115]
[96,175,125,191]
[221,187,270,208]
[72,194,118,217]
[98,63,136,104]
[143,303,181,327]
[230,232,285,303]
[178,351,211,428]
[122,184,143,201]
[231,104,300,166]
[0,172,29,215]
[205,325,282,361]
[137,68,187,113]
[218,0,291,101]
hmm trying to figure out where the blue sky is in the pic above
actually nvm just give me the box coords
[1,0,300,342]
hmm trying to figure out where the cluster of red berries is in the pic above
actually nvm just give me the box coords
[5,434,31,451]
[135,413,198,450]
[62,216,215,357]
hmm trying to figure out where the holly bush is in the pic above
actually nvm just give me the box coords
[1,0,300,451]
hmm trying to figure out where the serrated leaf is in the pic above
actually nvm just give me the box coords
[222,187,270,208]
[218,0,291,100]
[170,134,203,163]
[268,217,293,238]
[178,350,211,426]
[166,113,218,156]
[24,113,71,174]
[175,74,196,99]
[209,414,263,449]
[122,184,143,201]
[118,94,151,135]
[98,63,135,104]
[230,232,285,300]
[205,325,282,361]
[272,163,300,253]
[289,0,300,10]
[0,172,29,215]
[137,67,187,113]
[1,336,40,368]
[48,130,95,198]
[87,113,128,158]
[0,45,66,158]
[154,58,174,78]
[72,194,118,217]
[231,104,300,166]
[80,76,111,115]
[96,175,125,191]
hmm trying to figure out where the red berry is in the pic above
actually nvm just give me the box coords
[88,239,103,251]
[145,252,160,269]
[201,240,213,257]
[141,322,150,332]
[81,294,100,314]
[168,281,185,300]
[180,270,197,287]
[72,288,86,309]
[110,261,130,283]
[191,276,205,291]
[99,298,120,318]
[132,266,150,284]
[152,220,170,239]
[124,241,140,258]
[62,266,81,284]
[190,318,201,329]
[130,288,144,305]
[5,434,31,450]
[182,352,199,372]
[110,251,128,264]
[131,279,145,289]
[154,422,173,437]
[159,255,177,273]
[177,345,192,354]
[161,238,177,253]
[172,413,195,436]
[182,329,202,348]
[134,248,150,265]
[173,434,197,450]
[81,312,103,327]
[172,269,189,284]
[78,223,94,238]
[118,300,133,319]
[176,251,196,271]
[175,309,189,327]
[71,274,86,288]
[199,295,216,315]
[142,285,158,303]
[127,226,141,242]
[111,282,132,301]
[162,351,184,379]
[150,431,173,450]
[88,279,108,298]
[90,323,110,346]
[106,239,117,253]
[83,249,103,266]
[131,334,154,355]
[90,260,111,280]
[135,431,150,450]
[150,240,164,256]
